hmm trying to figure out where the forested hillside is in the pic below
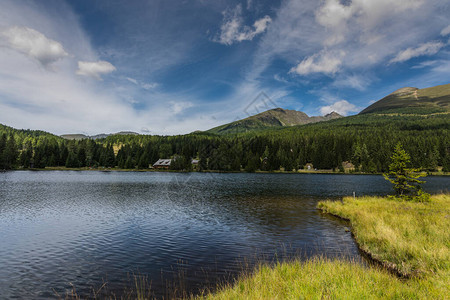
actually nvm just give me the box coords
[1,83,449,172]
[0,124,115,170]
[1,110,448,172]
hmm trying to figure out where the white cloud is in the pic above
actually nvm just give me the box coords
[315,0,353,45]
[245,0,447,99]
[141,82,158,90]
[76,60,116,80]
[411,60,439,69]
[0,26,68,66]
[441,25,450,36]
[126,77,138,84]
[290,51,344,75]
[0,0,234,136]
[313,0,426,47]
[319,100,358,116]
[214,4,271,45]
[390,41,444,63]
[170,101,193,115]
[332,75,372,91]
[125,77,158,90]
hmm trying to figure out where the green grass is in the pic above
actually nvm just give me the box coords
[317,194,450,278]
[201,194,450,299]
[202,257,445,300]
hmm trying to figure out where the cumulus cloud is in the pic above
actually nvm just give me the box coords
[76,60,116,80]
[0,26,68,66]
[319,100,358,116]
[315,0,353,45]
[264,0,448,97]
[290,50,345,75]
[441,25,450,36]
[214,4,271,45]
[0,0,234,136]
[315,0,425,46]
[390,41,444,63]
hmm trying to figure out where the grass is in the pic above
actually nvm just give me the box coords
[317,194,450,278]
[202,257,445,300]
[201,194,450,299]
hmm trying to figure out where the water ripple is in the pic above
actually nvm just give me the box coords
[0,171,448,299]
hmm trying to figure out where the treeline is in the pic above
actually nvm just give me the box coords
[0,113,449,173]
[0,133,116,170]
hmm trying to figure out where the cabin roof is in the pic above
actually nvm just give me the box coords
[153,159,172,166]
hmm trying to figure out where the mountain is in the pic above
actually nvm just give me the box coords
[60,134,89,140]
[206,108,342,135]
[360,83,450,114]
[61,131,139,140]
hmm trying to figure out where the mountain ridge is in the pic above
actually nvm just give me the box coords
[360,83,450,114]
[3,83,449,139]
[60,131,139,140]
[206,108,343,135]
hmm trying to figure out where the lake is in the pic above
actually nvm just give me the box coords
[0,171,448,298]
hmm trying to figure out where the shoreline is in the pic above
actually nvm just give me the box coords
[317,195,449,279]
[4,167,449,176]
[203,194,449,299]
[318,208,410,278]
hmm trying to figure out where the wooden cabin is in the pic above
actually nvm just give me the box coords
[153,159,172,169]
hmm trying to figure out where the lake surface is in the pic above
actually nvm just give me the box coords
[0,171,448,298]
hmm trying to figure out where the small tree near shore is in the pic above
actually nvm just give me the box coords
[383,143,429,201]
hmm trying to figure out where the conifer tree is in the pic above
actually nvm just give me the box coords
[383,143,429,201]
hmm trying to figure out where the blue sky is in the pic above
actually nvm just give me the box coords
[0,0,449,135]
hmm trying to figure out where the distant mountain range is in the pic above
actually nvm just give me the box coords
[7,82,448,140]
[60,131,139,140]
[206,108,343,135]
[206,83,450,135]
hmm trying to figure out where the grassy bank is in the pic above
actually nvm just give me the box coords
[318,194,449,278]
[202,194,449,299]
[202,257,443,299]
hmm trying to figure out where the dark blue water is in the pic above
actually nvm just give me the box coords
[0,171,448,298]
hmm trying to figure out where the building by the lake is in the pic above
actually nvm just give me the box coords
[153,159,172,169]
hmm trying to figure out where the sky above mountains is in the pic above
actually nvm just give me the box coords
[0,0,449,135]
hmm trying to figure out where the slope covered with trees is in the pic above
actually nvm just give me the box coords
[1,84,449,173]
[1,110,448,173]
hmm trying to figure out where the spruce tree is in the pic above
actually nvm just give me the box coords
[4,134,18,169]
[383,143,429,201]
[0,134,6,169]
